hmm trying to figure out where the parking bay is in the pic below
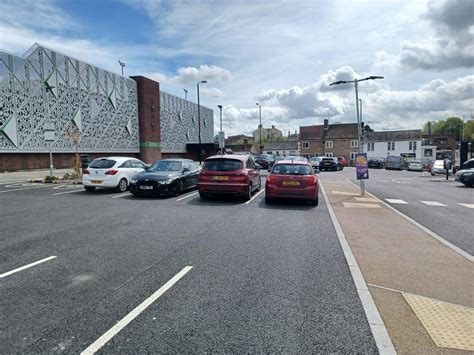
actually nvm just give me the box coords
[0,178,378,353]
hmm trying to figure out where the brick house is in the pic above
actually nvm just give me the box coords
[299,119,359,159]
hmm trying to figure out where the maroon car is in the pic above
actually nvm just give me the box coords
[338,156,349,167]
[198,155,261,200]
[265,160,319,206]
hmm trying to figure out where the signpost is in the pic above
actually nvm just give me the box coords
[44,122,55,178]
[355,153,369,182]
[218,131,225,151]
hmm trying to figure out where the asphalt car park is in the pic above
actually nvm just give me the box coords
[0,172,381,353]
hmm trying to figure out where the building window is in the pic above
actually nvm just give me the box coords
[302,141,309,149]
[367,142,374,151]
[313,153,319,157]
[289,150,296,155]
[302,153,309,158]
[387,142,395,151]
[325,141,333,148]
[413,141,417,151]
[392,142,395,150]
[266,151,272,155]
[350,140,358,147]
[326,152,333,157]
[387,142,391,151]
[409,141,412,150]
[350,152,358,160]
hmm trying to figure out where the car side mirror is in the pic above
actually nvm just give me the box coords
[255,163,262,170]
[314,168,320,174]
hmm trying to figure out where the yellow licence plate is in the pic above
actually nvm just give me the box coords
[213,176,229,181]
[282,180,300,186]
[90,180,102,184]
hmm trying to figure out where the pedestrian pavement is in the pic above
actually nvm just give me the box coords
[0,168,75,182]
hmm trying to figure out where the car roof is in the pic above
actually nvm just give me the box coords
[275,160,310,165]
[93,156,135,162]
[205,154,247,161]
[154,158,190,162]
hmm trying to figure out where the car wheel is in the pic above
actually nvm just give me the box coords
[265,196,273,204]
[310,198,319,206]
[84,186,95,192]
[116,178,128,192]
[171,180,182,196]
[244,183,252,201]
[199,191,209,200]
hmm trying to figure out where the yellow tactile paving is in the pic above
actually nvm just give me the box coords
[354,197,379,203]
[403,293,474,351]
[342,202,381,208]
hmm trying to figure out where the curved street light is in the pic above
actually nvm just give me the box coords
[256,103,262,154]
[197,80,207,163]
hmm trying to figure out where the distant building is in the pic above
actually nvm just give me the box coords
[263,141,299,156]
[226,134,254,145]
[299,119,359,159]
[364,130,423,160]
[421,133,457,160]
[253,125,282,142]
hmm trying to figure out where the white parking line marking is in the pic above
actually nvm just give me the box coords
[0,185,48,193]
[52,189,84,196]
[420,201,448,207]
[385,199,409,204]
[0,180,26,185]
[245,188,265,204]
[0,256,57,278]
[458,203,474,209]
[81,266,193,355]
[176,191,198,201]
[111,193,130,199]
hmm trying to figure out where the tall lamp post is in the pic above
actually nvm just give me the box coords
[329,76,384,195]
[217,105,223,155]
[118,60,126,76]
[256,102,262,154]
[197,80,207,163]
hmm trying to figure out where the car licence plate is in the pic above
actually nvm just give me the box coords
[90,180,102,184]
[282,180,300,186]
[213,176,229,181]
[139,185,153,190]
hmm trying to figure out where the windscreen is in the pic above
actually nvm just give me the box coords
[89,159,116,169]
[149,160,183,171]
[203,159,242,171]
[272,164,312,175]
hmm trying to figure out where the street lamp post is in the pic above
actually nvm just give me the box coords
[256,103,262,154]
[118,60,126,76]
[329,76,384,195]
[218,105,223,155]
[197,80,207,163]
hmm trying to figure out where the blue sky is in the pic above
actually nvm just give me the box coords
[0,0,472,136]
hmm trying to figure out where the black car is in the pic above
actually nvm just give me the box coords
[319,157,341,171]
[368,158,384,169]
[255,154,272,169]
[130,159,200,196]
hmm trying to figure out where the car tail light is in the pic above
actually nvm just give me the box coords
[266,175,274,183]
[105,169,119,175]
[83,169,90,175]
[308,175,317,185]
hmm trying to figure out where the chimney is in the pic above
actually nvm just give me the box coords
[272,125,275,129]
[324,119,329,130]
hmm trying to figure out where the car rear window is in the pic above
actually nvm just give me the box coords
[89,159,116,169]
[272,164,312,175]
[203,159,243,171]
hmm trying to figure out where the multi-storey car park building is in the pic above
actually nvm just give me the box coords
[0,44,214,172]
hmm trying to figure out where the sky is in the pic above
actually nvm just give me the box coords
[0,0,472,137]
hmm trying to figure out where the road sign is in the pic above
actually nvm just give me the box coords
[355,153,369,180]
[218,131,225,149]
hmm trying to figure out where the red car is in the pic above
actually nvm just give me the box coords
[198,155,261,200]
[338,156,349,166]
[265,160,319,206]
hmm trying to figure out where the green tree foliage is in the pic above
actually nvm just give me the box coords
[463,120,474,141]
[422,117,465,140]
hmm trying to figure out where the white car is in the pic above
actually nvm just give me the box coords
[82,157,147,192]
[431,159,452,175]
[407,160,423,172]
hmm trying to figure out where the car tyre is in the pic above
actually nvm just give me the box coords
[116,178,128,193]
[84,186,95,192]
[244,183,252,201]
[310,198,319,206]
[199,191,209,200]
[265,196,273,204]
[171,180,182,196]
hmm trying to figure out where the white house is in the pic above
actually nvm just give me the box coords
[263,141,299,156]
[364,130,423,160]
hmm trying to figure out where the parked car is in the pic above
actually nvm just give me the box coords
[319,157,342,171]
[368,158,384,169]
[255,154,272,169]
[268,155,287,171]
[431,159,453,175]
[455,168,474,187]
[82,157,147,192]
[407,160,423,172]
[198,155,261,200]
[129,159,200,196]
[385,155,405,170]
[337,156,349,167]
[461,158,474,170]
[310,156,322,170]
[265,160,319,206]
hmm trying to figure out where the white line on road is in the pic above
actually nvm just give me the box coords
[458,203,474,209]
[346,179,473,263]
[385,199,408,204]
[0,256,57,278]
[52,189,84,196]
[111,193,131,199]
[176,191,198,201]
[81,266,193,355]
[0,180,26,185]
[420,200,448,207]
[320,182,396,355]
[245,188,265,204]
[0,185,48,194]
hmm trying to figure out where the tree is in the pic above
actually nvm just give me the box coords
[422,117,464,140]
[462,120,474,141]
